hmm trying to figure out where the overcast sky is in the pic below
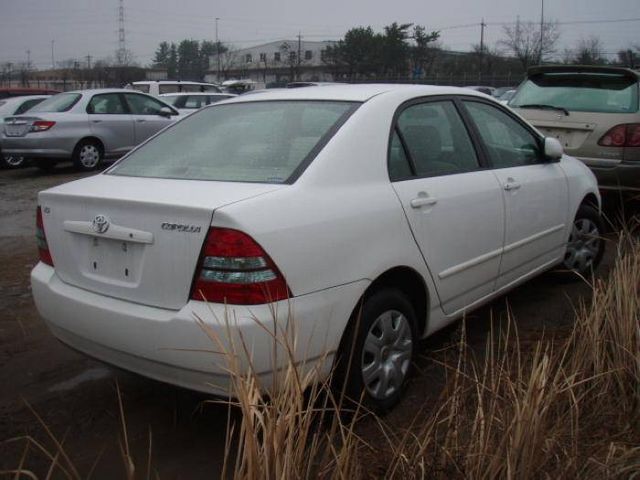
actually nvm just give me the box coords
[0,0,638,69]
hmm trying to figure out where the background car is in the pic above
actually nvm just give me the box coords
[1,89,180,172]
[498,89,516,105]
[31,85,603,412]
[0,94,50,168]
[0,87,59,99]
[464,85,495,96]
[126,80,222,97]
[159,92,236,114]
[492,86,517,99]
[510,65,640,192]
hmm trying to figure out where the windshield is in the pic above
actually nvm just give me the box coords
[510,73,639,113]
[28,93,81,113]
[108,100,357,183]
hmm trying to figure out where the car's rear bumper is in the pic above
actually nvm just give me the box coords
[1,135,74,159]
[31,262,365,396]
[578,157,640,192]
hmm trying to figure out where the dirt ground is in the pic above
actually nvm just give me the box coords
[0,165,628,478]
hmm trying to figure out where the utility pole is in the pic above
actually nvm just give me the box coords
[539,0,544,64]
[215,17,220,82]
[297,32,302,80]
[26,49,31,69]
[51,40,55,69]
[86,54,92,69]
[480,18,486,54]
[117,0,126,65]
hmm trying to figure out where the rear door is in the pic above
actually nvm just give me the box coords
[87,93,135,156]
[461,99,569,290]
[390,98,505,315]
[123,92,176,143]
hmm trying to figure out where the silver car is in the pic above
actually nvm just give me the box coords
[1,89,180,171]
[0,95,50,168]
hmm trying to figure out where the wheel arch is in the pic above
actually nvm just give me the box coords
[74,136,105,155]
[345,266,430,341]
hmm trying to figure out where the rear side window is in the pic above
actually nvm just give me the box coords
[108,101,357,183]
[14,98,45,115]
[29,93,81,113]
[395,100,479,177]
[129,84,150,93]
[511,73,639,113]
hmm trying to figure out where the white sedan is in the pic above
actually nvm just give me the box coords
[31,85,604,411]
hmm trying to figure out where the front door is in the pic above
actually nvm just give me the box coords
[87,93,135,156]
[123,93,176,144]
[461,100,569,290]
[389,99,505,315]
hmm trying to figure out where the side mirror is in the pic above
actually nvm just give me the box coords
[543,137,563,162]
[159,106,174,118]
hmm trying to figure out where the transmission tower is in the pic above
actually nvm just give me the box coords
[116,0,127,65]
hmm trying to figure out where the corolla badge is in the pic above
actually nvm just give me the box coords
[92,215,110,234]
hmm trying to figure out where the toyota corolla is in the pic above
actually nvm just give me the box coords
[31,85,604,411]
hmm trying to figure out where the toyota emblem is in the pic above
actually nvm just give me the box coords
[92,215,110,234]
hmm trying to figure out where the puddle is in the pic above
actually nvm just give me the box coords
[48,367,112,392]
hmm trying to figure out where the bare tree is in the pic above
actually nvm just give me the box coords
[499,20,560,69]
[571,37,606,65]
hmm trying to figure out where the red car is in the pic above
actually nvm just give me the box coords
[0,88,60,99]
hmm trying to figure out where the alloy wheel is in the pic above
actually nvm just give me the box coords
[564,218,601,273]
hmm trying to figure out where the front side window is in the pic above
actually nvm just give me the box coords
[463,101,541,168]
[87,93,127,114]
[124,93,169,115]
[510,73,639,113]
[29,93,81,113]
[109,101,357,183]
[394,100,479,177]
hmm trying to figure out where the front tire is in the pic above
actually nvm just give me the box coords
[334,288,417,413]
[561,204,605,278]
[73,140,103,171]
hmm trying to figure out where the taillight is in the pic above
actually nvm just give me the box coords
[36,206,54,266]
[191,227,291,305]
[598,124,640,147]
[30,120,56,132]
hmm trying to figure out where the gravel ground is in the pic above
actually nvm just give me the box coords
[0,164,625,478]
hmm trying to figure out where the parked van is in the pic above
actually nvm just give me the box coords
[125,81,222,97]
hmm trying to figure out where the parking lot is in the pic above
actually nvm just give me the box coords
[0,163,625,478]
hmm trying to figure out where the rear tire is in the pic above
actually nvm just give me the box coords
[560,204,605,279]
[334,288,417,413]
[73,140,103,171]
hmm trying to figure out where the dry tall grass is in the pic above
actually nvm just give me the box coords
[216,234,640,480]
[4,234,639,479]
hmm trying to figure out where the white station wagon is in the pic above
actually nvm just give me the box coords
[32,85,604,410]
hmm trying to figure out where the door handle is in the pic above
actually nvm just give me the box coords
[503,178,521,191]
[410,194,438,208]
[91,120,102,123]
[136,119,146,123]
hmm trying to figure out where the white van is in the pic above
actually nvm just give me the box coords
[125,81,222,97]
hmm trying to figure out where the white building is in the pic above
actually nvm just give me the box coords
[207,40,338,85]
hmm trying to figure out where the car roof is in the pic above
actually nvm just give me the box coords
[63,88,154,95]
[159,92,236,97]
[222,84,488,103]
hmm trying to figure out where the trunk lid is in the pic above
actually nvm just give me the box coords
[38,174,283,310]
[512,107,637,164]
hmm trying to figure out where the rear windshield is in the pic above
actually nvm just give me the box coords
[511,73,639,113]
[108,100,357,183]
[29,93,81,113]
